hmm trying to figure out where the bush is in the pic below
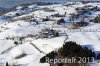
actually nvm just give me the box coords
[54,32,59,37]
[40,56,46,63]
[16,13,20,16]
[43,7,55,12]
[69,13,79,21]
[43,18,49,22]
[14,41,18,45]
[72,20,89,29]
[57,18,65,25]
[51,13,65,17]
[94,15,100,23]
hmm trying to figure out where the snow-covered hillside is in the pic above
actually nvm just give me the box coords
[0,2,100,66]
[0,0,34,8]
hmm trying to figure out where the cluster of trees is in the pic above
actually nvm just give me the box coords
[43,7,55,12]
[75,6,100,24]
[50,29,59,37]
[35,2,56,5]
[72,20,89,28]
[71,5,96,22]
[51,13,65,17]
[69,13,80,21]
[90,14,100,23]
[57,18,65,25]
[70,9,86,21]
[40,41,96,64]
[5,36,25,45]
[76,5,92,14]
[94,15,100,23]
[42,16,50,22]
[97,53,100,60]
[40,51,57,63]
[58,41,96,59]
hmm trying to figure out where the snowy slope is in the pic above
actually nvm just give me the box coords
[0,0,34,8]
[0,2,100,66]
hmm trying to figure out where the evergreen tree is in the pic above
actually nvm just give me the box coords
[6,62,9,66]
[57,18,65,25]
[97,53,100,60]
[40,41,96,64]
[40,56,46,63]
[59,41,96,59]
[14,41,18,45]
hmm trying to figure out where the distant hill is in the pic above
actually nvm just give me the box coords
[0,0,34,8]
[0,0,100,8]
[0,7,17,16]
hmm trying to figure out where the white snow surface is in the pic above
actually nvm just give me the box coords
[0,2,100,66]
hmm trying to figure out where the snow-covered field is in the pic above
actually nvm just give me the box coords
[0,2,100,66]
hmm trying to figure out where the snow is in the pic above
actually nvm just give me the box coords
[0,2,100,66]
[32,37,66,53]
[16,6,23,10]
[67,32,100,51]
[28,4,37,9]
[0,40,14,54]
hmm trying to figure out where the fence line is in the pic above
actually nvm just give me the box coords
[65,29,100,32]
